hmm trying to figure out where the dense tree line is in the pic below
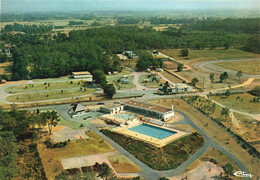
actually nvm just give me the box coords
[2,23,53,34]
[117,17,140,24]
[150,17,196,24]
[68,21,84,25]
[0,108,58,179]
[0,25,253,80]
[182,18,260,34]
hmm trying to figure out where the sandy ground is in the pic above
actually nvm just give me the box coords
[169,161,223,180]
[91,118,107,125]
[61,151,139,178]
[52,125,89,142]
[166,112,184,123]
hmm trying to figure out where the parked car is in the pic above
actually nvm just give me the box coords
[97,102,105,105]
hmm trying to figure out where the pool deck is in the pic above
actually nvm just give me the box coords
[113,122,188,147]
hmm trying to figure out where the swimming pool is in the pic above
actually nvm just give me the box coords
[113,113,137,120]
[128,124,176,140]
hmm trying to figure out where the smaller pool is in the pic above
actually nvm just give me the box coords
[128,124,176,140]
[113,113,137,120]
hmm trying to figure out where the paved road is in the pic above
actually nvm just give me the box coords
[194,59,260,78]
[85,110,250,180]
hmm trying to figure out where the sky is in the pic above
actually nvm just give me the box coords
[1,0,259,13]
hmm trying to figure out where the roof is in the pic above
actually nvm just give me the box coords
[101,104,124,110]
[123,100,172,113]
[72,71,91,76]
[73,103,87,112]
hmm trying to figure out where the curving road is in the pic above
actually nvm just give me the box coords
[85,110,250,180]
[194,59,260,78]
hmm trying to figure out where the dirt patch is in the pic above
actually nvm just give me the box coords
[91,118,107,125]
[38,130,115,179]
[107,153,140,173]
[0,62,12,75]
[164,61,178,70]
[170,161,223,180]
[166,112,184,123]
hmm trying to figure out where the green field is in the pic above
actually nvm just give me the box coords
[107,75,135,90]
[160,48,260,61]
[6,80,88,93]
[214,60,260,75]
[6,88,95,102]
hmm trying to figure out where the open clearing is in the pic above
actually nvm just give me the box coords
[38,130,115,179]
[0,62,12,75]
[184,148,239,180]
[210,93,260,114]
[6,80,88,93]
[107,153,140,173]
[214,60,260,75]
[159,48,260,61]
[160,71,183,84]
[6,88,95,102]
[163,61,178,70]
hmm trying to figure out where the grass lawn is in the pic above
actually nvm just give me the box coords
[214,60,260,75]
[160,71,183,84]
[107,75,135,90]
[6,80,88,93]
[210,93,260,114]
[6,88,95,102]
[159,48,260,61]
[138,74,163,88]
[101,129,204,170]
[38,130,115,179]
[107,153,140,173]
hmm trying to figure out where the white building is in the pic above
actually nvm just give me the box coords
[100,104,124,114]
[123,100,174,121]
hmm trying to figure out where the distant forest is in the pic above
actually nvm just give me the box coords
[1,17,259,80]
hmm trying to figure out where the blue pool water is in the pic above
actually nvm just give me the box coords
[113,113,137,120]
[128,124,177,140]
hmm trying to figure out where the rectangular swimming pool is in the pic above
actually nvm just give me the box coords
[113,113,137,120]
[128,124,177,140]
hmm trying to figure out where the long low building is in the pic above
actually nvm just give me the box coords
[122,100,174,121]
[72,71,93,80]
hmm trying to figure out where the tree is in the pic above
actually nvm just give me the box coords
[224,41,230,50]
[209,73,214,88]
[0,131,18,179]
[223,163,234,176]
[99,163,116,180]
[177,64,184,72]
[92,70,107,85]
[236,71,243,83]
[103,84,116,99]
[220,72,228,83]
[221,107,230,120]
[180,48,189,57]
[225,89,231,97]
[191,77,199,87]
[42,111,60,135]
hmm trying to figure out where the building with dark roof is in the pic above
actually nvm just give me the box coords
[123,100,174,121]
